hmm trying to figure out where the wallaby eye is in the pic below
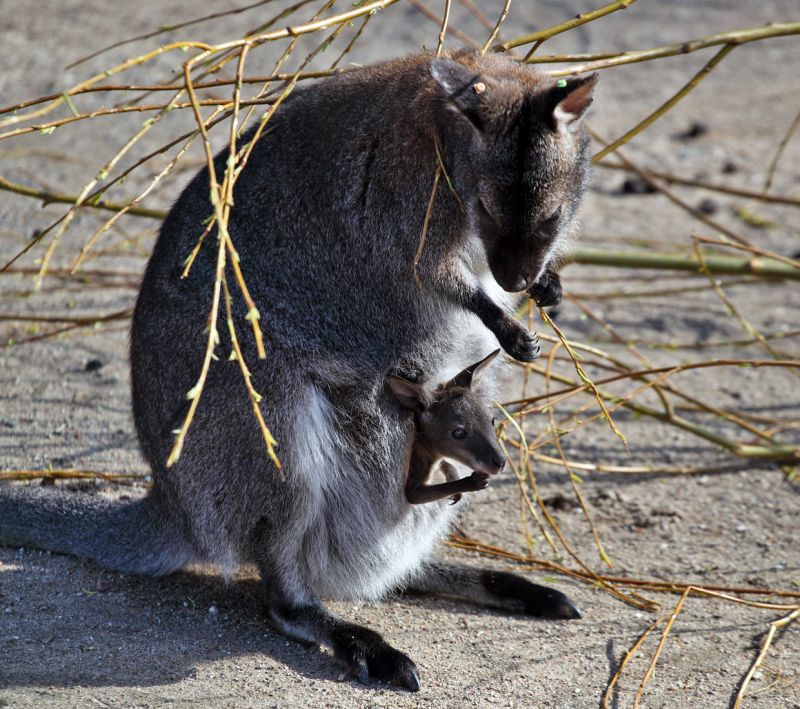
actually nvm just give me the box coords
[491,416,497,426]
[544,206,562,224]
[452,428,467,440]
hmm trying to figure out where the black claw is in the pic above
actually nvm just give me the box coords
[400,666,421,692]
[331,624,419,691]
[353,658,370,685]
[507,332,541,363]
[536,589,582,620]
[529,270,563,308]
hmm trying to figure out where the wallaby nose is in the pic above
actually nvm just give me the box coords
[492,453,506,471]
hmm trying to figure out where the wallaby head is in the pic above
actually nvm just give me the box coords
[387,349,505,476]
[428,51,598,293]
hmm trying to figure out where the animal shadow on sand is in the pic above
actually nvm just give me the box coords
[0,552,571,692]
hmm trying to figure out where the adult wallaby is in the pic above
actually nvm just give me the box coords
[388,349,505,505]
[0,50,595,690]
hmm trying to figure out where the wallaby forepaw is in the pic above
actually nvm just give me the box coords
[466,471,490,491]
[332,625,420,691]
[503,328,541,362]
[528,271,562,308]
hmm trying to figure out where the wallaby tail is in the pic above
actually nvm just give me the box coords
[0,484,195,576]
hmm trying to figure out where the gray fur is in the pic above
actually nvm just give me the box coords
[0,50,594,689]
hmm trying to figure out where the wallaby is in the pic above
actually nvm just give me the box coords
[388,350,504,505]
[0,50,595,690]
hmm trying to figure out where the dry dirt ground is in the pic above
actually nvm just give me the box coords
[1,1,799,707]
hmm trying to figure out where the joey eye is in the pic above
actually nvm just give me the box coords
[452,428,467,440]
[544,206,562,224]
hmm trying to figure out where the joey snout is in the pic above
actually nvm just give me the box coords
[473,451,506,477]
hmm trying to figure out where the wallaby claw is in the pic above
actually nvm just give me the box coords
[528,270,563,308]
[400,665,421,692]
[504,328,541,363]
[449,493,463,505]
[332,626,420,691]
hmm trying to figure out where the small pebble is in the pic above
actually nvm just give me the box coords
[672,121,708,140]
[697,198,718,215]
[208,605,219,616]
[618,176,656,195]
[85,359,103,372]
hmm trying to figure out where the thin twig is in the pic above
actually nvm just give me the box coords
[436,0,452,56]
[633,587,692,707]
[601,619,662,708]
[762,104,800,194]
[495,0,637,54]
[481,0,513,54]
[593,43,734,162]
[546,22,800,75]
[733,607,800,708]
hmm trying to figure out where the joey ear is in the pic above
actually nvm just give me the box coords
[468,348,501,385]
[387,375,429,411]
[549,73,598,131]
[447,349,500,390]
[429,57,486,128]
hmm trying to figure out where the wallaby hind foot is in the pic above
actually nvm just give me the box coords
[266,600,421,690]
[258,546,420,690]
[408,560,581,620]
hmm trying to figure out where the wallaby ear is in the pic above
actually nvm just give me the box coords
[429,57,487,129]
[447,349,501,390]
[469,348,501,385]
[549,73,598,132]
[387,375,429,411]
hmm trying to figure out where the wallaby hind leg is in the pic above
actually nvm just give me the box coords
[256,545,420,690]
[266,599,420,690]
[406,560,581,620]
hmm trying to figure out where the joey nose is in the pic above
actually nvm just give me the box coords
[492,454,506,471]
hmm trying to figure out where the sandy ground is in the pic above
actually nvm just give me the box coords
[1,1,799,707]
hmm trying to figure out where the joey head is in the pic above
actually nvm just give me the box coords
[388,349,504,505]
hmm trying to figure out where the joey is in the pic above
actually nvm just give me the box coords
[388,350,504,505]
